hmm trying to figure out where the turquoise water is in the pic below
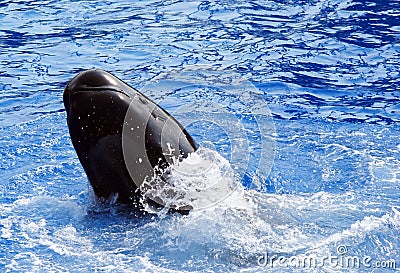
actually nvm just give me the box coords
[1,1,400,272]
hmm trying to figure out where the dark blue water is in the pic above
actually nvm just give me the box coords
[1,1,399,272]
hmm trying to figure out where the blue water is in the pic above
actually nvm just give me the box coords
[1,0,400,272]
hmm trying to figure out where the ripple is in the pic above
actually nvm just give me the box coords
[0,1,399,272]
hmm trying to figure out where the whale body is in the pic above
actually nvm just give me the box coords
[63,69,197,213]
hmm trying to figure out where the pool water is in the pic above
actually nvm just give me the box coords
[1,0,400,272]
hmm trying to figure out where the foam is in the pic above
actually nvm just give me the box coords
[141,147,240,212]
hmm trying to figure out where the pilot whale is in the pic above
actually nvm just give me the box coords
[63,69,197,213]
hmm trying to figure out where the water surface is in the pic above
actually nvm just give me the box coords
[1,0,399,272]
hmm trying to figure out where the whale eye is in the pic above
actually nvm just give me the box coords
[138,96,148,105]
[151,112,167,122]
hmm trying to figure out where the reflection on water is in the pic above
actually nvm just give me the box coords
[0,0,399,125]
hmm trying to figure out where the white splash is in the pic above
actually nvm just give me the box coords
[141,147,239,212]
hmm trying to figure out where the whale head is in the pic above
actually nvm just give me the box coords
[64,69,197,212]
